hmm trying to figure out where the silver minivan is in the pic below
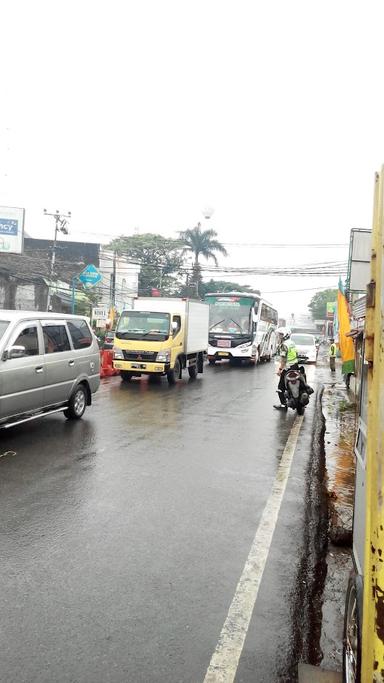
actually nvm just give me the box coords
[0,311,100,428]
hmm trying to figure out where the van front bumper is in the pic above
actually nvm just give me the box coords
[113,360,169,374]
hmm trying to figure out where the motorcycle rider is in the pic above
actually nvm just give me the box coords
[273,327,312,409]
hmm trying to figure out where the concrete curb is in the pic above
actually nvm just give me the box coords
[298,662,342,682]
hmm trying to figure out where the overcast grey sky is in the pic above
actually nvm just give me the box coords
[1,1,383,316]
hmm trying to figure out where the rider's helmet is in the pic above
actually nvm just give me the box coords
[276,326,292,341]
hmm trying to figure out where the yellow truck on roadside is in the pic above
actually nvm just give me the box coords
[113,297,209,384]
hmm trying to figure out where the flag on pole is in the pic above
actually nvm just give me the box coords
[337,278,355,375]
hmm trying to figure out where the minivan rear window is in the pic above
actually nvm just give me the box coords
[67,320,92,349]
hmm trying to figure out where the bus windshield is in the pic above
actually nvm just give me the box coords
[116,311,170,341]
[205,296,258,335]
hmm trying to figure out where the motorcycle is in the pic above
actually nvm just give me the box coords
[284,366,310,415]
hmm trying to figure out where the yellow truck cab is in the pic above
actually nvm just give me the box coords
[113,297,209,384]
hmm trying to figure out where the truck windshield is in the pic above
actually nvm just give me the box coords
[116,311,170,341]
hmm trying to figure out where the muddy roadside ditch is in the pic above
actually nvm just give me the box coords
[318,366,356,673]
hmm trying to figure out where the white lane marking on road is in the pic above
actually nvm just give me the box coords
[0,450,16,459]
[203,414,304,683]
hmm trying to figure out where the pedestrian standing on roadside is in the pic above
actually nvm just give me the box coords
[329,338,337,372]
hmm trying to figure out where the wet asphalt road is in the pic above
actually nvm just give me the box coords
[0,360,319,683]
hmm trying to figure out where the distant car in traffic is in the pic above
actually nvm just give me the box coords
[103,329,115,349]
[291,333,318,363]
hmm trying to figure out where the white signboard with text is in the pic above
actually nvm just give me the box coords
[0,206,25,254]
[92,307,108,322]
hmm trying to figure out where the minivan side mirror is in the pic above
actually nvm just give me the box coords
[8,345,26,360]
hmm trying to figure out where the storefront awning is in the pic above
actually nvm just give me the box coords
[43,279,90,304]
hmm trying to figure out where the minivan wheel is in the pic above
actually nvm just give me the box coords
[65,385,87,420]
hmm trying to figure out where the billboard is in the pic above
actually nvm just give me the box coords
[0,206,25,254]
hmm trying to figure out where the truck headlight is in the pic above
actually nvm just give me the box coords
[239,342,252,349]
[156,349,171,363]
[113,346,124,360]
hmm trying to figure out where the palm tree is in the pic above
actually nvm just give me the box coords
[179,223,228,297]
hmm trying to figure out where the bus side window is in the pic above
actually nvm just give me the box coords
[261,304,269,322]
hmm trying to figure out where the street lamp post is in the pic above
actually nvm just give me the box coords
[44,209,71,311]
[194,208,214,297]
[202,206,214,220]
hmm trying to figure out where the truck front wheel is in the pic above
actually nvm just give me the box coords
[121,371,134,382]
[167,358,181,385]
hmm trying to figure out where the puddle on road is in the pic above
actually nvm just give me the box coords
[323,384,356,510]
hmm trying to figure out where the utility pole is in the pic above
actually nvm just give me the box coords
[110,250,117,309]
[194,261,200,298]
[44,209,71,311]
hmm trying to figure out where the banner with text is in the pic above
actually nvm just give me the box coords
[0,206,25,254]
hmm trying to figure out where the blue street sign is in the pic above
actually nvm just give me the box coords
[78,264,102,288]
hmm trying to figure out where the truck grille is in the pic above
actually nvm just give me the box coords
[123,351,158,362]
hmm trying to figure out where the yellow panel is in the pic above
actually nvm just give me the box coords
[362,168,384,679]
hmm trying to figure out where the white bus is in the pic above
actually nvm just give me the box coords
[204,291,278,366]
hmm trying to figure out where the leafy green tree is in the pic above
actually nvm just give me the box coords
[179,224,227,296]
[308,288,338,320]
[107,233,184,296]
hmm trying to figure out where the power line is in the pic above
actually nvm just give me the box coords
[48,227,350,250]
[221,242,348,248]
[263,285,338,294]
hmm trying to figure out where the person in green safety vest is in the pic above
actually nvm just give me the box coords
[329,338,337,373]
[273,326,312,409]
